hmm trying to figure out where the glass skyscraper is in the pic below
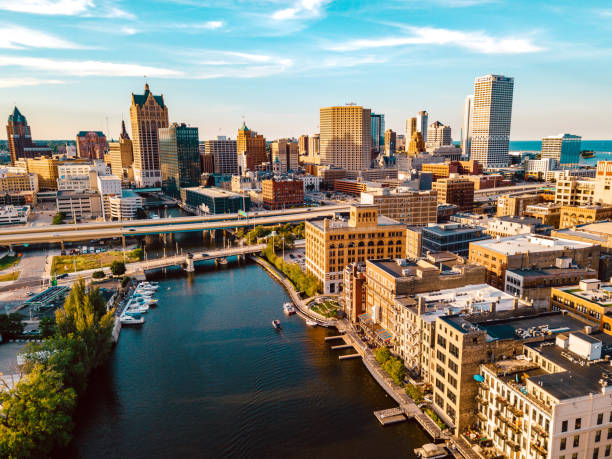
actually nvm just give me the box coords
[159,123,200,198]
[371,113,385,154]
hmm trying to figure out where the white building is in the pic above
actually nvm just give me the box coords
[298,175,322,192]
[109,189,144,220]
[470,74,514,167]
[0,205,30,225]
[425,121,452,151]
[461,94,474,158]
[525,158,557,177]
[416,110,429,142]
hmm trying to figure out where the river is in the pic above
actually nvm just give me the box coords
[61,261,429,458]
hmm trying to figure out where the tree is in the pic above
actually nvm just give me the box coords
[0,365,77,458]
[374,347,391,365]
[110,261,126,276]
[131,248,144,261]
[92,270,105,279]
[52,212,65,225]
[0,313,24,341]
[135,208,147,220]
[39,316,56,338]
[121,276,131,288]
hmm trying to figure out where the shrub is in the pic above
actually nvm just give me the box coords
[92,270,105,279]
[121,276,131,288]
[110,261,126,276]
[405,383,424,404]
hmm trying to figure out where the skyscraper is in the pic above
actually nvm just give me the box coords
[371,113,385,154]
[158,123,200,198]
[470,74,514,167]
[461,95,474,158]
[541,134,582,165]
[298,134,309,156]
[320,105,371,171]
[271,139,299,173]
[237,122,267,174]
[109,121,134,184]
[425,121,452,150]
[76,131,108,160]
[6,107,51,165]
[416,111,429,142]
[204,137,238,174]
[130,83,169,187]
[406,117,417,140]
[384,129,396,156]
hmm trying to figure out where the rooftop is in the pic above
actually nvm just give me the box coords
[183,186,243,199]
[309,214,402,231]
[423,223,486,236]
[471,234,594,255]
[417,283,515,314]
[557,281,612,307]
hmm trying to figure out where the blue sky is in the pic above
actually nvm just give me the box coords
[1,0,611,141]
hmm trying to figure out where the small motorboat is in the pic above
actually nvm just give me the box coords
[120,314,145,325]
[414,443,449,459]
[283,302,296,315]
[306,320,318,327]
[272,320,281,329]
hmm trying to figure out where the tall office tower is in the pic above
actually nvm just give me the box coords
[371,113,385,154]
[541,134,582,165]
[416,110,429,142]
[320,105,372,171]
[271,139,299,173]
[298,134,309,156]
[384,129,396,156]
[406,117,417,140]
[130,83,169,187]
[307,133,320,164]
[470,74,514,167]
[158,123,200,198]
[6,107,51,164]
[204,137,238,174]
[109,121,134,184]
[237,122,267,174]
[461,95,474,158]
[425,121,452,150]
[407,131,425,155]
[76,131,108,160]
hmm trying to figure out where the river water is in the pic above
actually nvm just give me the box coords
[62,261,429,458]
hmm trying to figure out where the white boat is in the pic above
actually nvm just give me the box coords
[120,314,145,325]
[414,443,448,459]
[131,296,158,305]
[272,320,281,329]
[125,305,148,315]
[283,302,296,315]
[137,282,159,290]
[306,320,318,327]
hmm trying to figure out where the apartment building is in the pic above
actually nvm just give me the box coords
[497,193,544,217]
[541,133,582,165]
[469,235,599,290]
[555,177,595,206]
[360,188,437,226]
[421,223,490,258]
[550,279,612,334]
[305,205,406,294]
[319,105,371,171]
[523,203,562,228]
[485,216,553,238]
[559,205,612,229]
[432,177,475,211]
[594,161,612,205]
[261,179,304,210]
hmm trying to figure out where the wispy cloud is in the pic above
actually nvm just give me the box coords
[327,26,543,54]
[195,20,224,30]
[0,25,84,49]
[272,0,330,20]
[0,55,182,77]
[0,77,64,88]
[597,9,612,17]
[0,0,134,19]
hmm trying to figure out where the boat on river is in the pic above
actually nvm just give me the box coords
[306,320,318,327]
[120,314,145,325]
[272,320,281,329]
[414,443,449,458]
[283,302,296,315]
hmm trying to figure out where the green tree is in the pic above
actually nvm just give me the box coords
[38,316,56,338]
[0,313,24,341]
[121,276,131,288]
[110,261,126,276]
[131,248,144,261]
[0,365,77,458]
[51,212,65,225]
[405,383,424,404]
[374,347,391,364]
[92,270,105,279]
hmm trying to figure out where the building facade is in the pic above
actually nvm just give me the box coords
[261,179,304,210]
[421,223,490,257]
[6,107,51,164]
[320,105,372,171]
[130,83,169,187]
[203,137,238,175]
[360,189,438,226]
[432,177,475,211]
[470,74,514,167]
[76,131,108,160]
[425,121,452,151]
[158,123,200,198]
[181,187,251,214]
[270,139,299,173]
[108,120,134,185]
[541,134,582,165]
[237,122,267,174]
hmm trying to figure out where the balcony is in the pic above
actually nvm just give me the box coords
[495,395,509,406]
[507,421,521,434]
[476,395,489,406]
[494,428,506,440]
[532,424,549,438]
[507,404,524,417]
[531,441,547,456]
[506,439,520,452]
[477,411,488,421]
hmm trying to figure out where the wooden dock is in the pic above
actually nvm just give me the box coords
[339,353,361,360]
[325,335,345,341]
[331,344,353,350]
[374,407,407,425]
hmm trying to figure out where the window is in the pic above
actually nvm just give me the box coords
[599,413,605,425]
[576,418,582,430]
[573,435,580,448]
[608,427,612,440]
[448,360,458,373]
[562,420,568,432]
[596,430,602,442]
[560,438,566,450]
[594,448,599,459]
[605,445,610,457]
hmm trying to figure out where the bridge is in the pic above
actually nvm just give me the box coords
[0,205,350,248]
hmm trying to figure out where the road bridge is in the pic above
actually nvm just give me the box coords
[0,205,350,248]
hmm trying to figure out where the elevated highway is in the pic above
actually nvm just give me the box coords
[0,205,350,248]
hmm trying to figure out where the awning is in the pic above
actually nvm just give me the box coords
[375,328,393,342]
[358,312,372,324]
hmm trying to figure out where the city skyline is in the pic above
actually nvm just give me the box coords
[0,0,611,140]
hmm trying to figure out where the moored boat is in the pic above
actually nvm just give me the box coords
[283,302,296,315]
[120,314,145,325]
[272,319,281,329]
[414,443,449,459]
[306,320,318,327]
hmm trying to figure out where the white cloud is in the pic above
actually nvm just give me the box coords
[327,26,543,54]
[0,0,134,18]
[0,77,64,88]
[0,25,83,49]
[197,21,224,30]
[598,9,612,17]
[272,0,330,20]
[119,26,139,35]
[0,55,183,77]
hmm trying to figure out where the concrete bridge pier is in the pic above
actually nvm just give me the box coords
[8,243,14,256]
[122,235,126,250]
[185,255,195,272]
[60,240,65,251]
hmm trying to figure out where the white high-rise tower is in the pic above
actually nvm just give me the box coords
[470,75,514,167]
[416,111,428,142]
[461,94,474,158]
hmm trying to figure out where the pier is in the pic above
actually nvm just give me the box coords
[338,353,361,360]
[373,408,407,426]
[330,344,353,350]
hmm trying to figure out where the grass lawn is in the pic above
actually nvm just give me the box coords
[52,249,142,275]
[0,271,19,282]
[311,300,341,318]
[0,255,21,271]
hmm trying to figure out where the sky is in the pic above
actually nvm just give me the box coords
[0,0,611,141]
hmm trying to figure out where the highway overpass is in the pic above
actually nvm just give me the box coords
[0,205,351,248]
